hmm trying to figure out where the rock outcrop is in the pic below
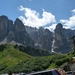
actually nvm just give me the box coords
[25,26,53,50]
[0,15,12,41]
[0,15,34,47]
[25,23,75,54]
[0,15,75,54]
[53,23,74,53]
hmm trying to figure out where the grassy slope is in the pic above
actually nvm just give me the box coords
[0,44,74,73]
[11,53,73,73]
[0,44,33,73]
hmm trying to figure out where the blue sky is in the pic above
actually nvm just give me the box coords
[0,0,75,31]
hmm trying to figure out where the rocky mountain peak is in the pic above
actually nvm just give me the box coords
[54,23,63,36]
[15,18,23,24]
[53,23,73,53]
[0,15,75,54]
[14,18,24,27]
[0,15,34,47]
[0,15,9,41]
[56,23,63,29]
[0,15,8,20]
[14,18,25,32]
[45,29,52,35]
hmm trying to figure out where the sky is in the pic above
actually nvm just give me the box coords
[0,0,75,31]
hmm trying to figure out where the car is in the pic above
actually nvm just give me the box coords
[12,72,26,75]
[66,71,75,75]
[26,69,61,75]
[18,72,26,75]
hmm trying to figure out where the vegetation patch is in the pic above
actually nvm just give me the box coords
[0,44,74,74]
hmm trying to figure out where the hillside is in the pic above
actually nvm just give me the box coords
[14,45,52,56]
[0,44,75,74]
[10,53,73,73]
[0,44,33,74]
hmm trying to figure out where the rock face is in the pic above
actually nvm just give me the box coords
[25,23,75,54]
[36,28,53,50]
[53,23,75,53]
[0,15,75,54]
[0,15,13,41]
[25,26,53,50]
[0,15,34,47]
[13,18,34,47]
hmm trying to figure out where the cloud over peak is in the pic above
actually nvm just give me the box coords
[18,5,56,28]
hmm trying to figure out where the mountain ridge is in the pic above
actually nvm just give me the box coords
[0,15,75,54]
[0,15,34,47]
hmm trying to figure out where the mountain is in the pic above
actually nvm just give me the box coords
[25,26,53,50]
[0,15,75,54]
[0,15,34,47]
[25,23,75,54]
[0,15,13,41]
[52,23,74,53]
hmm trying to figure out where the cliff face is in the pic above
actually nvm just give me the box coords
[0,15,75,54]
[13,18,34,47]
[36,28,53,50]
[53,23,74,53]
[25,23,75,54]
[0,15,13,41]
[0,15,34,47]
[25,26,53,50]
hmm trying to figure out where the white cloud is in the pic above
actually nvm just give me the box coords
[45,23,57,32]
[71,9,75,14]
[18,5,56,28]
[60,9,75,30]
